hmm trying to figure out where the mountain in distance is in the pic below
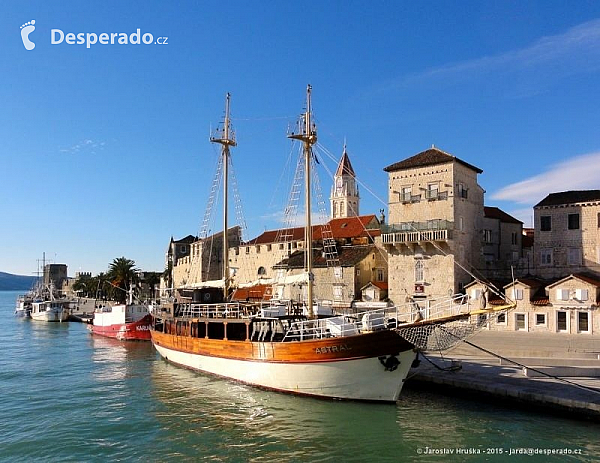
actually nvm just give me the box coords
[0,272,38,291]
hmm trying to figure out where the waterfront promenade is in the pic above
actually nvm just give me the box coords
[408,331,600,420]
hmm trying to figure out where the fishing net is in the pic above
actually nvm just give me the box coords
[393,299,514,352]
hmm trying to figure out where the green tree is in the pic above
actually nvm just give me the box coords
[73,273,96,298]
[106,257,139,303]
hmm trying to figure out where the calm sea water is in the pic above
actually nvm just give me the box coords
[0,290,598,462]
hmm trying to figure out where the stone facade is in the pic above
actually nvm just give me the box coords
[44,264,68,291]
[171,227,241,289]
[481,206,525,278]
[330,147,359,219]
[382,147,485,305]
[533,191,600,280]
[273,245,387,306]
[466,274,600,335]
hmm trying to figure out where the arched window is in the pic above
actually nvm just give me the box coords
[415,260,424,283]
[257,266,266,276]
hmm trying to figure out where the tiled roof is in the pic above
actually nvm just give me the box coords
[245,215,380,244]
[173,235,196,244]
[503,277,546,289]
[383,147,483,174]
[484,206,522,224]
[371,281,388,290]
[245,227,307,245]
[573,273,600,286]
[546,273,600,289]
[335,149,356,177]
[534,190,600,208]
[276,245,377,269]
[325,215,380,239]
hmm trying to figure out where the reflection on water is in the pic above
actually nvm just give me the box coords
[149,358,600,462]
[150,360,406,461]
[0,291,598,462]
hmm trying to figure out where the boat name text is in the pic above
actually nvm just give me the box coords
[315,344,351,354]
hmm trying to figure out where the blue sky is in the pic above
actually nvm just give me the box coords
[2,1,600,276]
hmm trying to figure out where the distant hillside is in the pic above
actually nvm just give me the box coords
[0,272,37,291]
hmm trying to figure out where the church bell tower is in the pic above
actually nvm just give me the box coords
[330,144,359,219]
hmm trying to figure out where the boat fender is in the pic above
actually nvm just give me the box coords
[378,355,400,372]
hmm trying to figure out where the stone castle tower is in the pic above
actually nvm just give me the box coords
[330,145,359,219]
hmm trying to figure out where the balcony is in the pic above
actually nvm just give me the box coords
[381,220,453,246]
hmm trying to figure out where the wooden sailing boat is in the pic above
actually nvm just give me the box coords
[150,87,515,402]
[150,88,420,401]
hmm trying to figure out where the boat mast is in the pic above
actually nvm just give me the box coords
[288,85,317,317]
[210,93,236,300]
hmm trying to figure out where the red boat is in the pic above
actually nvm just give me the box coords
[90,303,152,341]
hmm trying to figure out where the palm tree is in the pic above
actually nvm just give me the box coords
[106,257,139,303]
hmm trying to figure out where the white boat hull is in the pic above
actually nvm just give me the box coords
[30,310,67,322]
[154,343,416,402]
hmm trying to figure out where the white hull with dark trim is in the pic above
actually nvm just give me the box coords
[154,343,416,402]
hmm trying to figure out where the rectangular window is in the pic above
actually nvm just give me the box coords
[470,288,481,300]
[511,288,524,300]
[333,285,343,300]
[578,312,590,333]
[540,249,553,265]
[483,229,492,243]
[255,245,261,254]
[511,232,518,245]
[414,261,424,282]
[598,212,600,228]
[458,182,468,199]
[376,268,384,282]
[556,289,570,301]
[334,267,343,278]
[515,313,527,331]
[540,216,551,231]
[400,186,412,202]
[426,183,439,200]
[568,213,580,230]
[245,247,250,254]
[267,244,272,252]
[459,217,464,231]
[557,311,568,332]
[535,313,546,326]
[567,248,581,266]
[576,289,589,301]
[497,313,506,324]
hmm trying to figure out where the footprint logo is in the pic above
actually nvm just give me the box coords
[20,20,36,50]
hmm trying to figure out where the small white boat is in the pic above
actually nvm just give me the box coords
[14,294,33,318]
[30,300,69,322]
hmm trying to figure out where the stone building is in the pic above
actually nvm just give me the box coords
[481,206,524,278]
[272,244,387,306]
[171,227,242,290]
[466,273,600,335]
[381,147,485,305]
[533,190,600,280]
[44,264,68,292]
[330,146,359,219]
[231,215,383,302]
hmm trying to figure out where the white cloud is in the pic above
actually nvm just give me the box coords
[60,139,106,154]
[383,18,600,93]
[491,151,600,205]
